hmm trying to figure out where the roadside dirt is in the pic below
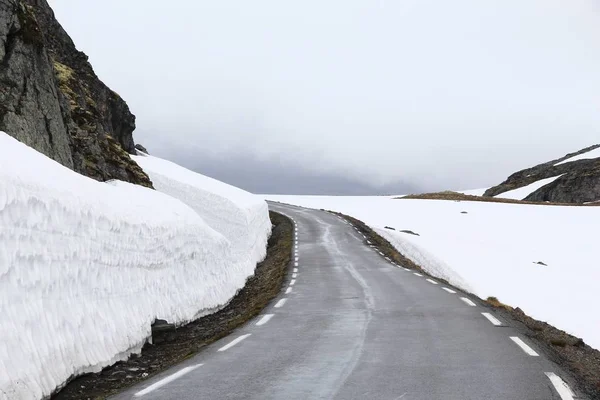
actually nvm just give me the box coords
[53,211,293,400]
[331,210,600,400]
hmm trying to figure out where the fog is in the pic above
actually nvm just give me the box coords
[49,0,600,194]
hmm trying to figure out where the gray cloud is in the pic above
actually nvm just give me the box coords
[49,0,600,193]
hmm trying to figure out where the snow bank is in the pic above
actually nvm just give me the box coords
[267,194,600,351]
[132,154,272,303]
[0,133,270,400]
[554,147,600,166]
[495,175,562,200]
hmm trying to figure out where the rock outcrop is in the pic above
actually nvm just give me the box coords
[484,144,600,203]
[0,0,152,187]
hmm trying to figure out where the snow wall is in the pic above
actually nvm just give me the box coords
[0,133,271,399]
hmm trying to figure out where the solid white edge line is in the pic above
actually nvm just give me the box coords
[413,272,423,277]
[134,364,203,397]
[256,314,274,326]
[274,298,287,308]
[426,278,438,285]
[545,372,575,400]
[218,334,252,352]
[510,336,539,356]
[290,279,296,285]
[460,297,477,307]
[481,312,502,326]
[285,287,292,294]
[442,287,456,294]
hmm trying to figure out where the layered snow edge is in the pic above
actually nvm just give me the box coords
[0,133,271,400]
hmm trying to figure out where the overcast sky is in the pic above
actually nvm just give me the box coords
[48,0,600,194]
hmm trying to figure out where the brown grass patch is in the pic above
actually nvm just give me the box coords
[399,191,600,207]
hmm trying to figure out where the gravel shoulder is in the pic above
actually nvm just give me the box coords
[53,211,293,400]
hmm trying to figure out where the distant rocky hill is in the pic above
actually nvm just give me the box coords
[484,144,600,203]
[0,0,152,187]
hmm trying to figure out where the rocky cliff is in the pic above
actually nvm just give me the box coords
[484,144,600,203]
[0,0,152,187]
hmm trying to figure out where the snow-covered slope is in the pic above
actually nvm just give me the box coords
[267,195,600,351]
[0,133,270,400]
[494,175,562,200]
[554,147,600,166]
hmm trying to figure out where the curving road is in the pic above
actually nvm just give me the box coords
[112,203,580,400]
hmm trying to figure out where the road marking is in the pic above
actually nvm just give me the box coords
[378,251,384,256]
[256,314,274,326]
[413,272,423,277]
[290,279,296,285]
[545,372,575,400]
[402,267,410,271]
[293,268,298,272]
[285,287,292,294]
[367,240,371,244]
[361,234,366,238]
[510,336,539,356]
[460,297,477,307]
[295,257,299,261]
[426,279,438,285]
[218,334,251,352]
[442,287,456,294]
[274,299,287,308]
[294,262,298,267]
[292,273,298,278]
[385,257,391,261]
[481,312,502,326]
[134,364,203,397]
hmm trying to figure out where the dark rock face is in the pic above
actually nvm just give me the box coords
[484,145,600,203]
[0,0,153,188]
[135,143,149,155]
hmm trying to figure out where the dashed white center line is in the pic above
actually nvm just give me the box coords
[292,273,298,278]
[256,314,274,326]
[134,364,203,397]
[460,297,477,307]
[426,279,438,285]
[290,279,296,286]
[285,287,292,294]
[274,298,287,308]
[218,334,251,352]
[442,287,456,294]
[545,372,575,400]
[413,273,423,277]
[510,336,539,356]
[481,312,502,326]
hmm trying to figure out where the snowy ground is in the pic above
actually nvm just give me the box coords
[267,194,600,351]
[0,133,270,400]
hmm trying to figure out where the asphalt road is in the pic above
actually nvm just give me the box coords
[112,203,579,400]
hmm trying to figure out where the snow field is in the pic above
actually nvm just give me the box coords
[267,194,600,351]
[0,133,270,400]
